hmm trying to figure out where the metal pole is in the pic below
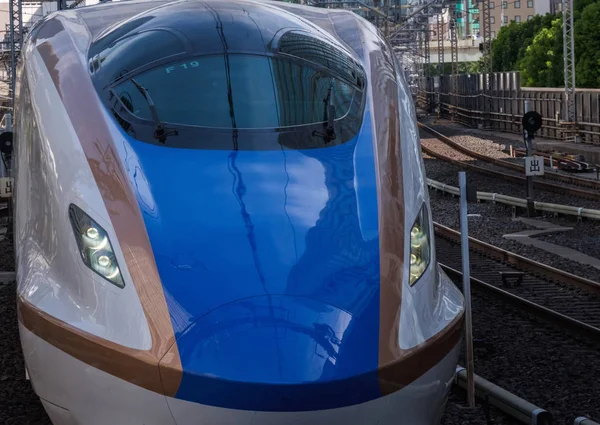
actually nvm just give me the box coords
[464,0,469,37]
[459,171,475,408]
[424,20,432,111]
[481,0,492,128]
[388,0,440,36]
[384,0,389,39]
[437,11,444,116]
[562,0,576,141]
[450,6,459,121]
[8,0,15,107]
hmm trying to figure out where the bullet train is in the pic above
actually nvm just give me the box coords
[12,0,465,424]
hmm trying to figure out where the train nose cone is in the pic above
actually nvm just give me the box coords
[163,295,381,412]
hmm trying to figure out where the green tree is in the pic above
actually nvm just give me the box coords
[518,17,564,87]
[574,1,600,88]
[491,13,556,72]
[574,0,597,15]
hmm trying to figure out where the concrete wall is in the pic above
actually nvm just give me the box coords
[429,39,483,63]
[429,47,482,64]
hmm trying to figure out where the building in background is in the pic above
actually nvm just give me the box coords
[476,0,551,39]
[466,0,480,37]
[549,0,561,14]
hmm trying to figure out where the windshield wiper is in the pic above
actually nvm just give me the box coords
[312,82,336,143]
[128,78,178,144]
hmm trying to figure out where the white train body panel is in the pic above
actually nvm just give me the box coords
[13,1,465,424]
[20,323,459,425]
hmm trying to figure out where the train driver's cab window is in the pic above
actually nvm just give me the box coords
[112,53,364,130]
[89,29,186,84]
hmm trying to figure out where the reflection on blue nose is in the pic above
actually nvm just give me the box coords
[174,295,382,411]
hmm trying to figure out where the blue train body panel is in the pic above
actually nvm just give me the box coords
[121,108,383,410]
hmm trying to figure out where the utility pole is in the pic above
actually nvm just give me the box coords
[464,0,469,37]
[5,0,22,242]
[480,0,492,128]
[450,4,458,121]
[8,0,23,108]
[562,0,577,142]
[424,19,432,111]
[384,0,390,39]
[437,11,445,116]
[417,19,425,106]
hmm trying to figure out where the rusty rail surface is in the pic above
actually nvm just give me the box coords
[418,121,600,191]
[441,263,600,343]
[434,222,600,296]
[420,132,600,202]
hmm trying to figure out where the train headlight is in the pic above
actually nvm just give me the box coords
[68,204,125,288]
[409,204,431,286]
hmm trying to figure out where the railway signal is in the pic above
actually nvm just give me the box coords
[522,111,543,217]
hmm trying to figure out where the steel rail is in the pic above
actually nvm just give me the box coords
[422,121,583,171]
[428,178,600,220]
[440,263,600,343]
[510,146,588,172]
[418,121,600,191]
[420,140,600,202]
[434,222,600,296]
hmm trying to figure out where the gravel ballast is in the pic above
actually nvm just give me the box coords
[450,278,600,425]
[441,388,520,425]
[428,188,600,283]
[0,284,52,425]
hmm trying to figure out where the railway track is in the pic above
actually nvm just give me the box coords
[421,139,600,202]
[510,146,593,173]
[434,222,600,343]
[418,122,600,183]
[419,122,600,199]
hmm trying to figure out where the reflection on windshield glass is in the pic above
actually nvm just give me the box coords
[115,54,360,129]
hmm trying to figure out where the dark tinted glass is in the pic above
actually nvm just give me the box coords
[276,31,365,89]
[113,54,360,129]
[91,29,185,83]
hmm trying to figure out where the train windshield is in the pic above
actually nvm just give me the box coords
[112,53,364,130]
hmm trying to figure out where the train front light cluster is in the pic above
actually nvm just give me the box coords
[409,204,431,286]
[68,204,125,288]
